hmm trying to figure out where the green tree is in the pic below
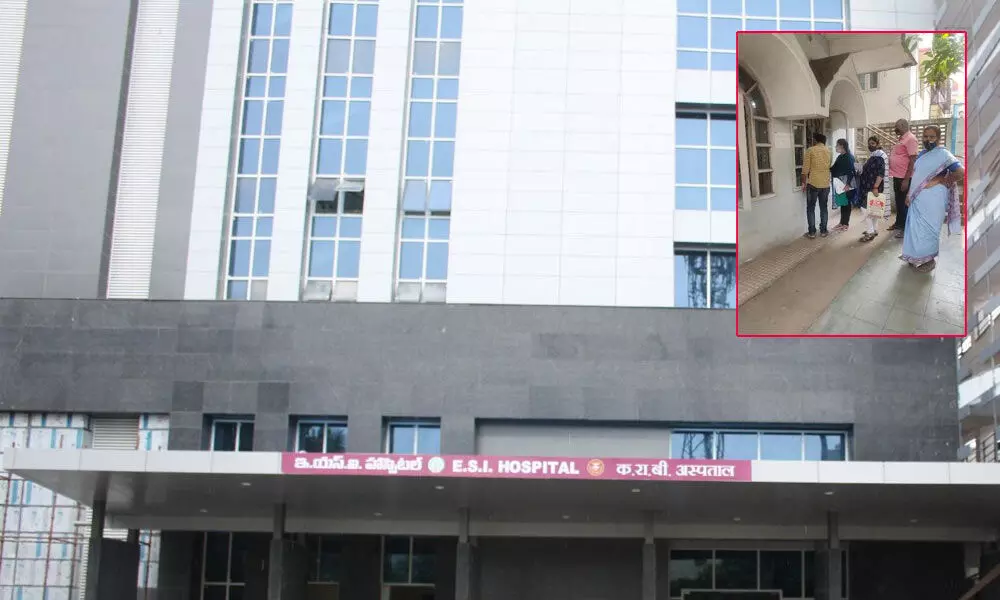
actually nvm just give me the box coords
[919,33,964,115]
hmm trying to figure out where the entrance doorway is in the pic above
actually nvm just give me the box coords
[381,585,435,600]
[683,592,781,600]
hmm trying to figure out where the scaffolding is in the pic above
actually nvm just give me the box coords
[0,413,169,600]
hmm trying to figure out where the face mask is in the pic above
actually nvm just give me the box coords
[923,141,936,151]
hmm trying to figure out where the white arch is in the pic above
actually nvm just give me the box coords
[737,33,823,119]
[827,75,868,127]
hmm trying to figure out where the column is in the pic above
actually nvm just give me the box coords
[815,512,843,600]
[86,498,142,600]
[456,508,477,600]
[84,499,106,600]
[641,512,656,600]
[268,504,309,600]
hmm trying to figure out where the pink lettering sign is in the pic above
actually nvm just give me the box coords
[280,453,752,482]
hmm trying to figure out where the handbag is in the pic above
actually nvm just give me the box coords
[834,192,850,207]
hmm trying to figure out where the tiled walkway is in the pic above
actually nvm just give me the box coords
[808,227,964,334]
[738,207,965,336]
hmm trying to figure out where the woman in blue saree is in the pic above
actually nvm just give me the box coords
[900,125,964,273]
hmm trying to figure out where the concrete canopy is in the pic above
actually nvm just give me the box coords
[7,449,1000,542]
[738,33,824,119]
[824,33,918,74]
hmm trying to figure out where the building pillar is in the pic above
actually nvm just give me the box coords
[642,512,656,600]
[84,499,107,600]
[815,512,843,600]
[85,497,142,600]
[456,508,477,600]
[267,504,308,600]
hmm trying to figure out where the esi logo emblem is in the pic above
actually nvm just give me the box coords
[427,456,446,474]
[586,459,605,477]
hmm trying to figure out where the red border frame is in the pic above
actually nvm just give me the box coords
[734,30,969,339]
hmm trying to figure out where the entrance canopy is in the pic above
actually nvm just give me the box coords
[6,449,1000,541]
[822,33,918,74]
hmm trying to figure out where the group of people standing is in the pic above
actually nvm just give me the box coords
[800,118,964,274]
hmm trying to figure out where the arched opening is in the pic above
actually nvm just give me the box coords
[827,77,868,128]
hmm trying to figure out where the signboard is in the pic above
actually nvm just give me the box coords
[281,453,752,482]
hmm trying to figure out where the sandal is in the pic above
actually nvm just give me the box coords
[916,260,936,273]
[860,232,875,242]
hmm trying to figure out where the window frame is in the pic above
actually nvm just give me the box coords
[792,120,807,191]
[381,535,438,587]
[395,0,463,303]
[673,245,737,310]
[385,420,442,454]
[676,0,848,71]
[668,428,850,462]
[301,181,365,302]
[676,108,738,212]
[222,0,293,301]
[668,546,850,599]
[295,419,349,453]
[210,418,255,452]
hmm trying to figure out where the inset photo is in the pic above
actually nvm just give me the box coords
[735,31,967,337]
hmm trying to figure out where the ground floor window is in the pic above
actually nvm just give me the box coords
[203,533,343,599]
[382,536,437,585]
[670,429,848,461]
[674,246,736,309]
[670,548,848,599]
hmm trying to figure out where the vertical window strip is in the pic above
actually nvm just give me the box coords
[396,0,463,303]
[224,1,293,300]
[673,246,737,309]
[676,111,738,212]
[303,0,379,302]
[676,0,847,70]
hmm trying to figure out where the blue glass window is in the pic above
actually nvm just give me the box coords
[248,40,270,73]
[353,40,376,74]
[431,141,455,177]
[711,150,736,185]
[711,53,736,70]
[746,0,777,16]
[678,51,709,70]
[330,4,354,36]
[274,4,293,35]
[438,42,461,76]
[337,241,361,278]
[409,103,433,137]
[440,7,463,39]
[676,187,708,211]
[711,0,742,14]
[252,4,273,35]
[746,19,777,30]
[344,140,368,175]
[416,6,439,38]
[780,0,811,18]
[711,18,740,51]
[711,188,736,212]
[677,117,708,146]
[813,0,843,19]
[434,103,458,138]
[678,17,708,49]
[781,20,811,30]
[347,102,371,136]
[676,149,707,184]
[355,4,379,36]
